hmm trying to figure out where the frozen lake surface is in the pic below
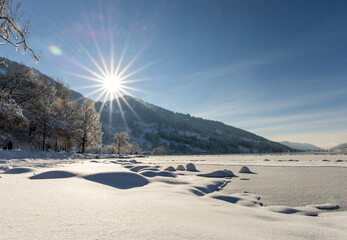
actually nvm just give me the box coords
[144,153,347,211]
[222,166,347,211]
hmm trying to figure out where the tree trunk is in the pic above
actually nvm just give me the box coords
[42,124,46,151]
[81,131,86,153]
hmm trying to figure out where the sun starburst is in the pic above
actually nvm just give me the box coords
[66,41,151,126]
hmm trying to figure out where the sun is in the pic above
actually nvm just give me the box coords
[66,40,152,126]
[103,75,121,93]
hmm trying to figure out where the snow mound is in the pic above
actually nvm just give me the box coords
[165,166,176,171]
[176,165,185,171]
[111,160,127,164]
[3,167,34,174]
[84,172,149,189]
[238,166,255,174]
[138,167,160,172]
[186,163,198,171]
[198,169,235,178]
[265,206,319,216]
[129,159,142,164]
[192,180,227,195]
[29,171,77,179]
[140,170,177,178]
[129,165,151,172]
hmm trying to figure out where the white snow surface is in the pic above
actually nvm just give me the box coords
[0,151,346,239]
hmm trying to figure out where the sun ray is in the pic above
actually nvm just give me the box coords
[77,84,104,89]
[95,89,109,102]
[114,43,128,77]
[110,37,115,79]
[77,43,108,78]
[114,94,128,128]
[122,77,152,84]
[98,91,110,114]
[117,52,141,79]
[121,85,147,93]
[65,71,105,83]
[83,87,105,99]
[119,94,141,121]
[94,40,110,76]
[65,55,105,80]
[118,63,152,81]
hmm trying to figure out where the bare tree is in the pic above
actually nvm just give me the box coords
[0,0,40,64]
[114,132,129,155]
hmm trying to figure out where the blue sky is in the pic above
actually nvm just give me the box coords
[1,0,347,148]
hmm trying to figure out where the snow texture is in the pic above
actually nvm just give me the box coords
[0,152,346,239]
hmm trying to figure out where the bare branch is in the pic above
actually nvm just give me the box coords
[0,0,40,62]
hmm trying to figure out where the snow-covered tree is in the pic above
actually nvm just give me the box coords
[114,131,129,154]
[78,98,103,153]
[0,90,26,131]
[0,0,40,64]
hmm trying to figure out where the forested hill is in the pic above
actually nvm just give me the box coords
[95,96,291,154]
[1,57,290,154]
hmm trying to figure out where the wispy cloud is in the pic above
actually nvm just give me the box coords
[184,59,270,81]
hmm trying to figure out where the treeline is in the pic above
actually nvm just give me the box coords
[0,58,102,152]
[94,96,291,154]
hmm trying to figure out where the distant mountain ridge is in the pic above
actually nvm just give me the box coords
[330,143,347,152]
[280,141,323,151]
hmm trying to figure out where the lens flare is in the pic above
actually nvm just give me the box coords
[48,45,63,56]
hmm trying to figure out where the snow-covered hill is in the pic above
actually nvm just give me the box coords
[96,96,290,154]
[280,141,323,151]
[330,143,347,152]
